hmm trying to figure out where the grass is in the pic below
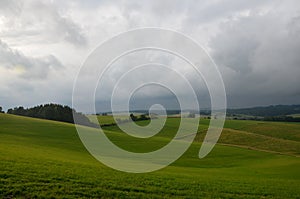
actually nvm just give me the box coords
[87,115,116,125]
[223,119,300,141]
[103,118,300,156]
[0,113,300,198]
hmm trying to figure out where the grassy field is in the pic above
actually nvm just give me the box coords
[87,115,116,125]
[0,113,300,198]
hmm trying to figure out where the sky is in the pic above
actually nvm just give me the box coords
[0,0,300,112]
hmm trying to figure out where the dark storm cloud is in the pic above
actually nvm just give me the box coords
[210,10,300,107]
[0,0,299,111]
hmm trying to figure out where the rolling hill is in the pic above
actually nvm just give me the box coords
[0,113,300,198]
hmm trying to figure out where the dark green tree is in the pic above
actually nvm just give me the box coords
[130,113,137,121]
[6,104,96,127]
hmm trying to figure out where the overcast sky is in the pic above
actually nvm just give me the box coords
[0,0,300,111]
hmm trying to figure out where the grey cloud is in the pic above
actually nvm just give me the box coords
[0,40,73,110]
[211,32,259,73]
[29,1,87,46]
[288,16,300,36]
[0,0,22,15]
[0,40,63,79]
[183,0,273,24]
[1,0,300,111]
[0,0,87,46]
[210,10,300,107]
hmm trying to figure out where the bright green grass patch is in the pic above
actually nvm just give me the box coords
[103,118,300,156]
[217,128,300,156]
[87,115,116,125]
[89,115,162,126]
[224,119,300,141]
[0,113,300,198]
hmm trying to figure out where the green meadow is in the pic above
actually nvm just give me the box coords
[0,113,300,198]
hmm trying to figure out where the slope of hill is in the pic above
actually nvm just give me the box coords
[101,118,300,156]
[0,113,300,198]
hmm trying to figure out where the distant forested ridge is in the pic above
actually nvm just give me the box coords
[227,104,300,117]
[7,104,96,127]
[227,104,300,122]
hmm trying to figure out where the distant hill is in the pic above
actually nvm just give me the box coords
[227,104,300,117]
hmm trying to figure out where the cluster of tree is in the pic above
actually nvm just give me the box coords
[130,113,150,122]
[7,104,96,127]
[0,106,4,113]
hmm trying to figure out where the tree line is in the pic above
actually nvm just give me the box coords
[5,104,96,127]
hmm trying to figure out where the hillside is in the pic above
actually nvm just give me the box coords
[0,113,300,198]
[100,116,300,156]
